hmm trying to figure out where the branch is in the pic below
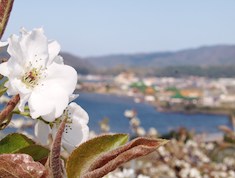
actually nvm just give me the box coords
[49,117,67,178]
[0,94,19,126]
[0,0,14,39]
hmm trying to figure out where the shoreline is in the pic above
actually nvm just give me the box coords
[79,91,232,117]
[79,91,235,132]
[156,107,231,117]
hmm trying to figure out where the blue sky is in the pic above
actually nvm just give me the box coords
[3,0,235,57]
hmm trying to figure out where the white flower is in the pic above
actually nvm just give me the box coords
[0,41,8,47]
[0,28,77,121]
[35,102,89,153]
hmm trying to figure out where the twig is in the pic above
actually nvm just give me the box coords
[0,0,14,39]
[0,94,19,125]
[49,117,67,178]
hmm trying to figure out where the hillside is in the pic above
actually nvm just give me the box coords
[1,44,235,77]
[85,45,235,69]
[60,52,95,74]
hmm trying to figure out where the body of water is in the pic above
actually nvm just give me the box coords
[76,93,232,134]
[1,93,232,136]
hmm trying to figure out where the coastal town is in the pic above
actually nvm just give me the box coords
[78,72,235,116]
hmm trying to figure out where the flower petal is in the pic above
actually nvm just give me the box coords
[28,86,68,120]
[28,62,77,121]
[62,141,76,154]
[6,57,25,78]
[18,93,30,112]
[51,103,89,153]
[69,102,89,125]
[54,55,64,64]
[62,122,89,152]
[41,108,56,122]
[44,62,77,95]
[7,34,24,64]
[6,78,31,96]
[0,40,8,47]
[0,62,9,76]
[34,120,51,145]
[61,103,89,150]
[69,94,79,102]
[47,40,60,65]
[19,28,48,68]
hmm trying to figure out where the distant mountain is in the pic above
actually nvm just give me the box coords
[85,45,235,69]
[0,48,95,74]
[60,52,82,68]
[60,52,95,74]
[1,44,235,77]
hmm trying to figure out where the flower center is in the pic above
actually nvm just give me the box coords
[22,67,42,88]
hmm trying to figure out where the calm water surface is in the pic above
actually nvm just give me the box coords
[1,93,232,135]
[76,93,232,134]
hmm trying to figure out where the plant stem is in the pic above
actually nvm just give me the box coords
[0,0,14,39]
[49,117,67,178]
[0,94,19,125]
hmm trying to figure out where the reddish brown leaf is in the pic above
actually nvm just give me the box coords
[0,154,49,178]
[66,134,128,178]
[82,137,168,178]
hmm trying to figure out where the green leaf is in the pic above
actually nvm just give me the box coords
[16,145,50,161]
[0,133,34,153]
[66,134,128,178]
[0,87,7,97]
[0,133,50,161]
[0,78,7,87]
[0,79,8,97]
[82,137,168,178]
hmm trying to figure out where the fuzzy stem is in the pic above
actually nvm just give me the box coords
[0,94,19,125]
[0,0,14,39]
[49,117,67,178]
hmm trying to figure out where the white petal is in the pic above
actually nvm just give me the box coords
[6,78,31,96]
[63,122,89,150]
[52,119,89,153]
[51,103,89,153]
[20,27,29,36]
[54,55,64,64]
[0,41,8,47]
[45,62,77,95]
[47,40,60,65]
[19,28,48,68]
[7,57,25,78]
[28,63,77,121]
[28,87,68,120]
[62,141,76,154]
[62,103,89,148]
[41,108,56,122]
[69,103,89,124]
[69,94,79,102]
[5,81,17,95]
[7,34,24,64]
[0,62,9,76]
[18,94,30,112]
[34,120,51,145]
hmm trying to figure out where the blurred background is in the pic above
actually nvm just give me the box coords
[1,1,235,177]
